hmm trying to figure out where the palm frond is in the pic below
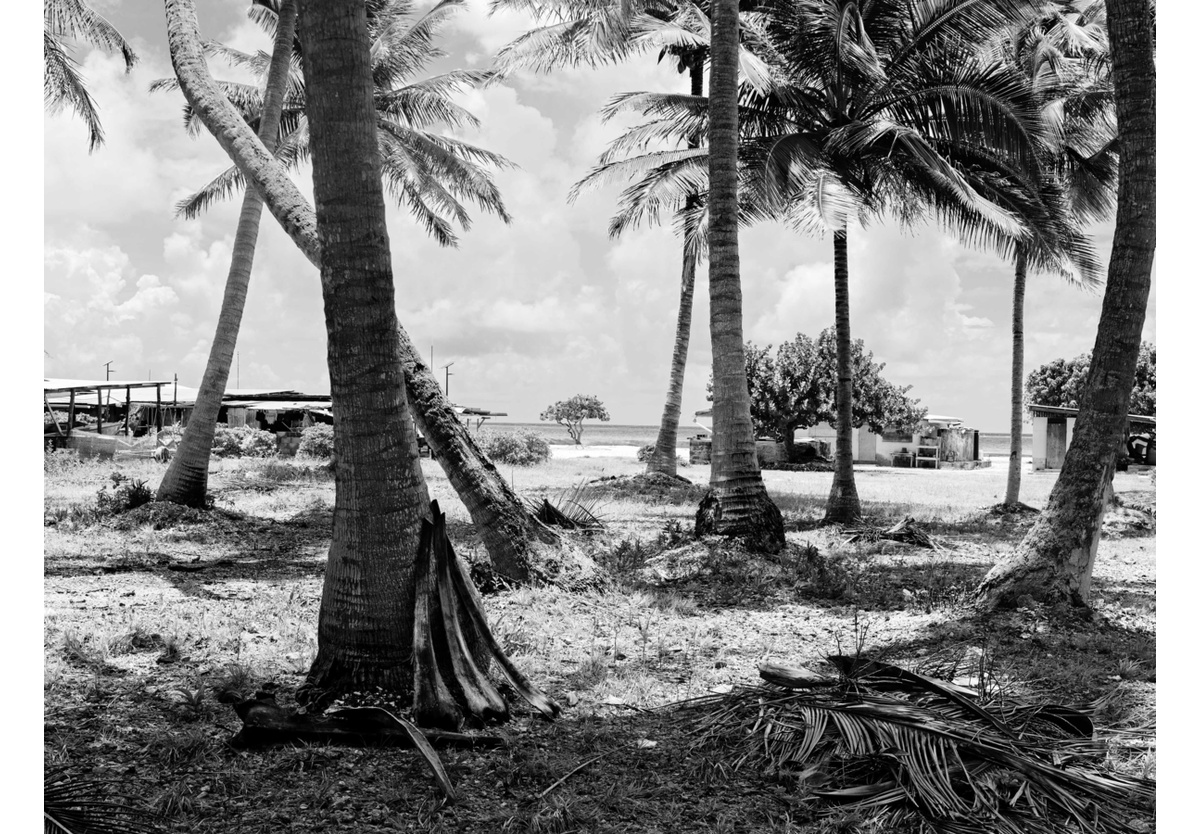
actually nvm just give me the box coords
[43,31,104,152]
[44,765,159,834]
[44,0,137,72]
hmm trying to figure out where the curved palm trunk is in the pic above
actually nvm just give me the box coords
[163,0,565,586]
[647,60,705,478]
[975,0,1154,610]
[156,0,298,508]
[824,226,862,523]
[294,0,432,700]
[647,251,697,476]
[1003,248,1028,506]
[694,0,784,552]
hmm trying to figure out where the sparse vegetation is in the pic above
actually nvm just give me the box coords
[478,428,552,466]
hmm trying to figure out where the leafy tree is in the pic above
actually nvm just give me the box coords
[712,330,926,459]
[974,0,1155,610]
[540,395,612,444]
[43,0,138,151]
[1025,342,1155,416]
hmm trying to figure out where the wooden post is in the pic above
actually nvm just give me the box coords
[123,386,132,436]
[67,391,76,438]
[45,393,64,436]
[97,388,104,435]
[156,384,163,432]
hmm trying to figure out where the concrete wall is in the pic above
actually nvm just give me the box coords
[1032,415,1076,470]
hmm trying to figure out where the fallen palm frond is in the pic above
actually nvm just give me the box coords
[45,765,159,834]
[526,481,605,531]
[844,517,944,551]
[681,656,1154,834]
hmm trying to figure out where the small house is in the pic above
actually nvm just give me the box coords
[1029,404,1155,470]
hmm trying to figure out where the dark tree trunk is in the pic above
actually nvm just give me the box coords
[1004,248,1028,506]
[156,0,298,508]
[296,0,431,701]
[696,0,784,552]
[647,59,705,478]
[824,226,862,523]
[974,0,1155,610]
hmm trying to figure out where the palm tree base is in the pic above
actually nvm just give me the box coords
[695,489,786,554]
[823,483,862,525]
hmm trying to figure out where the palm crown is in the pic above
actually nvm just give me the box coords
[154,0,512,247]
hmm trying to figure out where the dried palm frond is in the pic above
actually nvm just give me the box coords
[526,481,605,531]
[45,765,159,834]
[682,656,1154,834]
[844,517,943,551]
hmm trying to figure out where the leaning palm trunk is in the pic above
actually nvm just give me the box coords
[162,0,560,586]
[647,250,697,477]
[694,0,784,552]
[647,61,705,479]
[1004,248,1028,506]
[398,336,559,584]
[975,0,1155,610]
[824,226,861,523]
[156,0,298,508]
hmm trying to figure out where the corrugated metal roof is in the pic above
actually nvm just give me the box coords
[1029,403,1155,424]
[44,378,173,393]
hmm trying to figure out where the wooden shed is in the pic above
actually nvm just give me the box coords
[1029,403,1156,470]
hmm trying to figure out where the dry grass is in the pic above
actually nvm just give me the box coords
[43,452,1156,833]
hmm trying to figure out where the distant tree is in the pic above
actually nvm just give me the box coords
[712,330,926,459]
[44,0,138,151]
[540,395,611,445]
[1025,342,1154,416]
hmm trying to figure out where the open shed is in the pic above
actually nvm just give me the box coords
[1029,404,1156,470]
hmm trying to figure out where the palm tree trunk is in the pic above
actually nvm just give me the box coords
[397,337,561,584]
[647,58,705,478]
[156,0,298,508]
[647,250,697,476]
[824,226,862,523]
[163,0,562,586]
[695,0,784,552]
[1003,248,1028,506]
[974,0,1154,610]
[294,0,432,701]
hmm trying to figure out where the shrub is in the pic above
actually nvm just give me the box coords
[238,427,278,458]
[298,423,335,458]
[211,425,277,458]
[478,430,551,466]
[95,471,154,516]
[637,443,656,462]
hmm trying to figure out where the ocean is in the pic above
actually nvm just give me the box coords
[481,421,1033,457]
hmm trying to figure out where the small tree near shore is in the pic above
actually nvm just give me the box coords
[540,395,610,445]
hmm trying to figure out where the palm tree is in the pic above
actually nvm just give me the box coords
[43,0,137,151]
[753,0,1043,523]
[700,0,785,549]
[493,1,776,478]
[154,0,510,500]
[155,0,299,510]
[974,0,1155,610]
[990,1,1116,507]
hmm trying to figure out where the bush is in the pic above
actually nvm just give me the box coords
[95,471,154,515]
[637,443,656,462]
[211,425,278,458]
[478,430,551,466]
[298,423,335,458]
[239,428,278,458]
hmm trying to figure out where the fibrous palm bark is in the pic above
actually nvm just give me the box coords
[824,226,861,523]
[695,0,784,552]
[156,0,298,508]
[974,0,1154,610]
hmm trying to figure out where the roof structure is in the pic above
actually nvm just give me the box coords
[1028,403,1156,425]
[44,378,173,394]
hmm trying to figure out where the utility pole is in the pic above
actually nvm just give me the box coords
[104,360,114,381]
[441,362,454,400]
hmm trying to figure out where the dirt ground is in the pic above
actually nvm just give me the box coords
[43,453,1156,833]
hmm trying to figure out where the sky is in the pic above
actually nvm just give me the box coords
[42,0,1158,433]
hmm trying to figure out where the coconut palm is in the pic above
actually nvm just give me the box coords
[43,0,137,151]
[974,0,1155,609]
[154,0,512,510]
[988,0,1116,507]
[753,0,1045,524]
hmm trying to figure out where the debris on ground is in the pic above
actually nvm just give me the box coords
[843,517,942,551]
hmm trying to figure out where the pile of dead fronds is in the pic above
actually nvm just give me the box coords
[45,764,159,833]
[844,517,943,551]
[526,481,605,531]
[683,657,1154,833]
